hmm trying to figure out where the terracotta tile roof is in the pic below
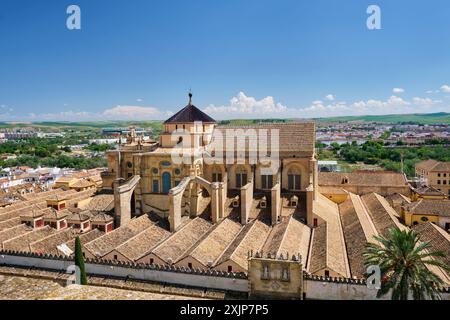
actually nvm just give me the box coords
[310,194,351,278]
[276,216,311,261]
[414,185,446,197]
[70,179,95,189]
[361,193,407,237]
[413,222,450,278]
[81,194,114,212]
[262,218,290,256]
[151,217,213,264]
[406,199,450,217]
[339,193,380,278]
[0,217,21,232]
[20,207,45,219]
[115,224,171,261]
[319,171,408,187]
[84,214,155,257]
[29,228,77,255]
[385,193,411,205]
[55,176,76,184]
[43,208,70,220]
[185,217,243,267]
[308,223,327,273]
[46,195,68,202]
[68,210,92,222]
[91,213,114,224]
[65,229,104,252]
[212,122,316,154]
[2,226,56,252]
[416,160,450,172]
[0,224,31,248]
[215,217,271,271]
[319,186,349,195]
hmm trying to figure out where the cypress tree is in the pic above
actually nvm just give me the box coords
[74,236,88,285]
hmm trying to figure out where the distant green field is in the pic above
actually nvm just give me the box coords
[0,112,449,129]
[0,120,163,132]
[314,112,450,124]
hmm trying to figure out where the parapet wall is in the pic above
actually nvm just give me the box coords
[0,250,248,293]
[303,273,450,300]
[1,250,449,299]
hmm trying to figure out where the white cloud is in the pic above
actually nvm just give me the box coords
[6,88,450,122]
[136,98,144,102]
[440,85,450,93]
[392,88,405,93]
[27,110,96,121]
[325,94,335,101]
[18,105,170,121]
[102,105,170,120]
[412,97,436,106]
[203,92,287,117]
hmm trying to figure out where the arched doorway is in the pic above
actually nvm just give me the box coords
[162,172,172,193]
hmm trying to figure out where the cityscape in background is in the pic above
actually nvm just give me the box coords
[1,0,450,304]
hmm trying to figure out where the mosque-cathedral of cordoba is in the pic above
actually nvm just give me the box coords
[0,94,449,299]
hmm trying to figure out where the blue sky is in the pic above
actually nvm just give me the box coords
[1,0,450,121]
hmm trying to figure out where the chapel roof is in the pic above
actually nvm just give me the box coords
[164,93,216,124]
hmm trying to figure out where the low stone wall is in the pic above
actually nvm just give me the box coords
[1,251,449,300]
[304,274,450,300]
[0,251,249,293]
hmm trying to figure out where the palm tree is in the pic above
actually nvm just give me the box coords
[363,227,450,300]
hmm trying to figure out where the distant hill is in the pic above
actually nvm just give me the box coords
[314,112,450,124]
[0,120,163,131]
[0,112,449,129]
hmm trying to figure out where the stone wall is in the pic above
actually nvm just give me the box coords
[0,251,248,293]
[1,251,449,300]
[304,274,450,300]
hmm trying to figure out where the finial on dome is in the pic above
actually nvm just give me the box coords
[188,91,193,106]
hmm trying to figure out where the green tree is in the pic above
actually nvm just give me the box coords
[74,236,88,285]
[364,228,449,300]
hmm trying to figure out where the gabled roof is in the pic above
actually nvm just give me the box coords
[416,160,450,172]
[43,208,70,220]
[319,171,408,187]
[67,212,91,223]
[164,94,216,124]
[414,185,446,197]
[91,213,114,224]
[406,199,450,217]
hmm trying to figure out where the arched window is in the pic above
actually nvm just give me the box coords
[162,172,171,193]
[152,179,159,193]
[287,166,301,191]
